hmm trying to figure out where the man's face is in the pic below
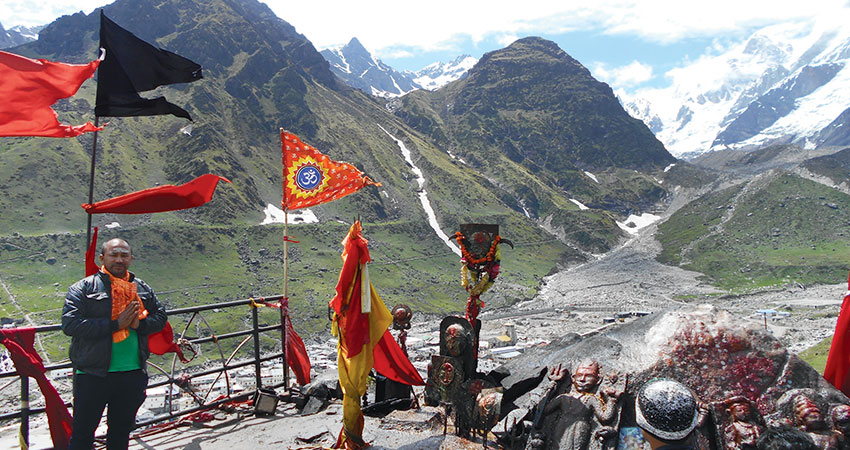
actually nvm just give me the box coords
[100,240,133,278]
[573,365,599,392]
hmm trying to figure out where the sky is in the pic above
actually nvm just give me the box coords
[3,0,849,94]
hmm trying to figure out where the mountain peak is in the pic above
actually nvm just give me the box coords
[345,37,367,52]
[320,36,476,97]
[1,20,41,49]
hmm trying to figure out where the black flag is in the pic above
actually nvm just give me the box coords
[95,11,203,119]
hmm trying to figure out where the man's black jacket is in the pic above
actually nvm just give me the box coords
[62,271,167,377]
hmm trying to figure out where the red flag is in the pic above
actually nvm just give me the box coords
[0,50,102,137]
[281,130,379,211]
[85,227,100,277]
[0,328,73,449]
[284,307,312,385]
[81,174,230,214]
[374,330,425,386]
[824,270,850,396]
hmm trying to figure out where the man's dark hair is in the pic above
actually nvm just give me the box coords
[756,426,816,450]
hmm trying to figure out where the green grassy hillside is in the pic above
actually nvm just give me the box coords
[657,171,850,289]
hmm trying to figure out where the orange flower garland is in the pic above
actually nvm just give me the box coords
[455,232,501,265]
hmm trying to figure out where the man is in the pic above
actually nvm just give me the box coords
[635,379,708,450]
[62,238,167,449]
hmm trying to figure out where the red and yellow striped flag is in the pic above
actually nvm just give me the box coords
[281,130,379,212]
[330,221,392,449]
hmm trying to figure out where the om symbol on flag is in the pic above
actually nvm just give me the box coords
[296,165,323,191]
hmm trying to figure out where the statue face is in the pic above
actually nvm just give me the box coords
[800,409,825,430]
[573,365,600,393]
[833,405,850,429]
[445,324,465,356]
[730,402,751,420]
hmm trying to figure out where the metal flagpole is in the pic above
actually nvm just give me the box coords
[85,116,100,249]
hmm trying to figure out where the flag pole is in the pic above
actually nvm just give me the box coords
[281,209,290,388]
[85,116,100,249]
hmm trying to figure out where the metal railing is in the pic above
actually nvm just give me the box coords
[0,294,292,448]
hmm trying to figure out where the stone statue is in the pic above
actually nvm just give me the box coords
[474,387,503,448]
[541,360,625,450]
[793,394,841,450]
[721,396,762,450]
[830,404,850,450]
[425,355,464,406]
[439,316,478,375]
[425,317,477,407]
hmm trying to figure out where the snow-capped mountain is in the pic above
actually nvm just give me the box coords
[621,20,850,157]
[320,37,420,97]
[1,23,41,49]
[320,37,475,97]
[413,55,477,90]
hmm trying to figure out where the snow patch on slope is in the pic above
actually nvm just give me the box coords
[378,125,460,256]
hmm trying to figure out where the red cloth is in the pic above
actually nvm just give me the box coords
[0,50,102,137]
[329,222,371,358]
[147,321,189,363]
[85,227,99,277]
[82,174,230,214]
[825,270,850,396]
[0,328,73,449]
[373,330,424,386]
[281,130,379,212]
[282,299,311,385]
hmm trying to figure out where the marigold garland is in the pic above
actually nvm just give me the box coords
[461,263,494,297]
[455,231,500,265]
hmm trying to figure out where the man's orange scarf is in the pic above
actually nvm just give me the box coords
[102,267,148,343]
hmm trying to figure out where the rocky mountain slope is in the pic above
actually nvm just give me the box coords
[393,37,676,251]
[320,38,422,97]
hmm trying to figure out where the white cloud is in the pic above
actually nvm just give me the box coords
[1,0,109,27]
[6,0,847,54]
[592,60,653,87]
[262,0,848,55]
[497,34,520,47]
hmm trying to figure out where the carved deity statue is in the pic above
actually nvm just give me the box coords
[793,394,841,450]
[722,396,762,450]
[830,404,850,450]
[541,360,625,450]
